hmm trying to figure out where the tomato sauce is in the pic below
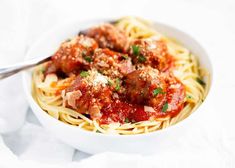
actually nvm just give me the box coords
[99,78,185,124]
[48,23,186,125]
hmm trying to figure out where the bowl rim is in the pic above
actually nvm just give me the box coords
[22,17,214,138]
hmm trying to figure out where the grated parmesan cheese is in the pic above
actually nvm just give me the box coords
[86,70,108,87]
[144,106,156,112]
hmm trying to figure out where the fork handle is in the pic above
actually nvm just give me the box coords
[0,57,50,80]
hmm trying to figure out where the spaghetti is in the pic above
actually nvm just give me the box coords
[32,17,209,135]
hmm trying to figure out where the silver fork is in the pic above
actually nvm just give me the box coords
[0,56,51,80]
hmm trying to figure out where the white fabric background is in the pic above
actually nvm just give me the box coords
[0,0,235,167]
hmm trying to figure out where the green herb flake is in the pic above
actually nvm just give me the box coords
[108,80,113,86]
[153,87,165,96]
[84,56,92,62]
[96,130,101,133]
[196,77,206,86]
[162,102,168,113]
[124,118,129,123]
[187,95,192,99]
[115,78,121,91]
[122,55,129,60]
[40,67,46,74]
[132,45,140,56]
[80,71,89,78]
[138,55,146,63]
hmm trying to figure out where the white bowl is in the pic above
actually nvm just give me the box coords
[23,18,213,155]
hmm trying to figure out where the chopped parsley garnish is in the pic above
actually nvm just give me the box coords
[84,56,92,62]
[82,51,92,62]
[121,55,129,60]
[132,45,140,56]
[108,80,113,86]
[115,78,121,91]
[196,77,205,86]
[153,87,165,96]
[138,55,146,63]
[124,118,129,123]
[131,45,146,63]
[80,71,89,78]
[40,67,45,73]
[162,102,168,112]
[96,130,101,133]
[187,95,192,99]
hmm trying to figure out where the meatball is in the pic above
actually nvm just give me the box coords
[92,48,134,79]
[51,35,98,74]
[80,23,129,52]
[62,70,113,120]
[129,39,173,71]
[125,67,167,107]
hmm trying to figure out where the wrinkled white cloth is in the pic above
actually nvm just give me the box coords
[0,0,235,167]
[0,75,27,133]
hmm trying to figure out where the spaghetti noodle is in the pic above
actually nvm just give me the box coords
[32,17,209,135]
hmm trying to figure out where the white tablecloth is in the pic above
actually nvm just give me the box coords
[0,0,235,167]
